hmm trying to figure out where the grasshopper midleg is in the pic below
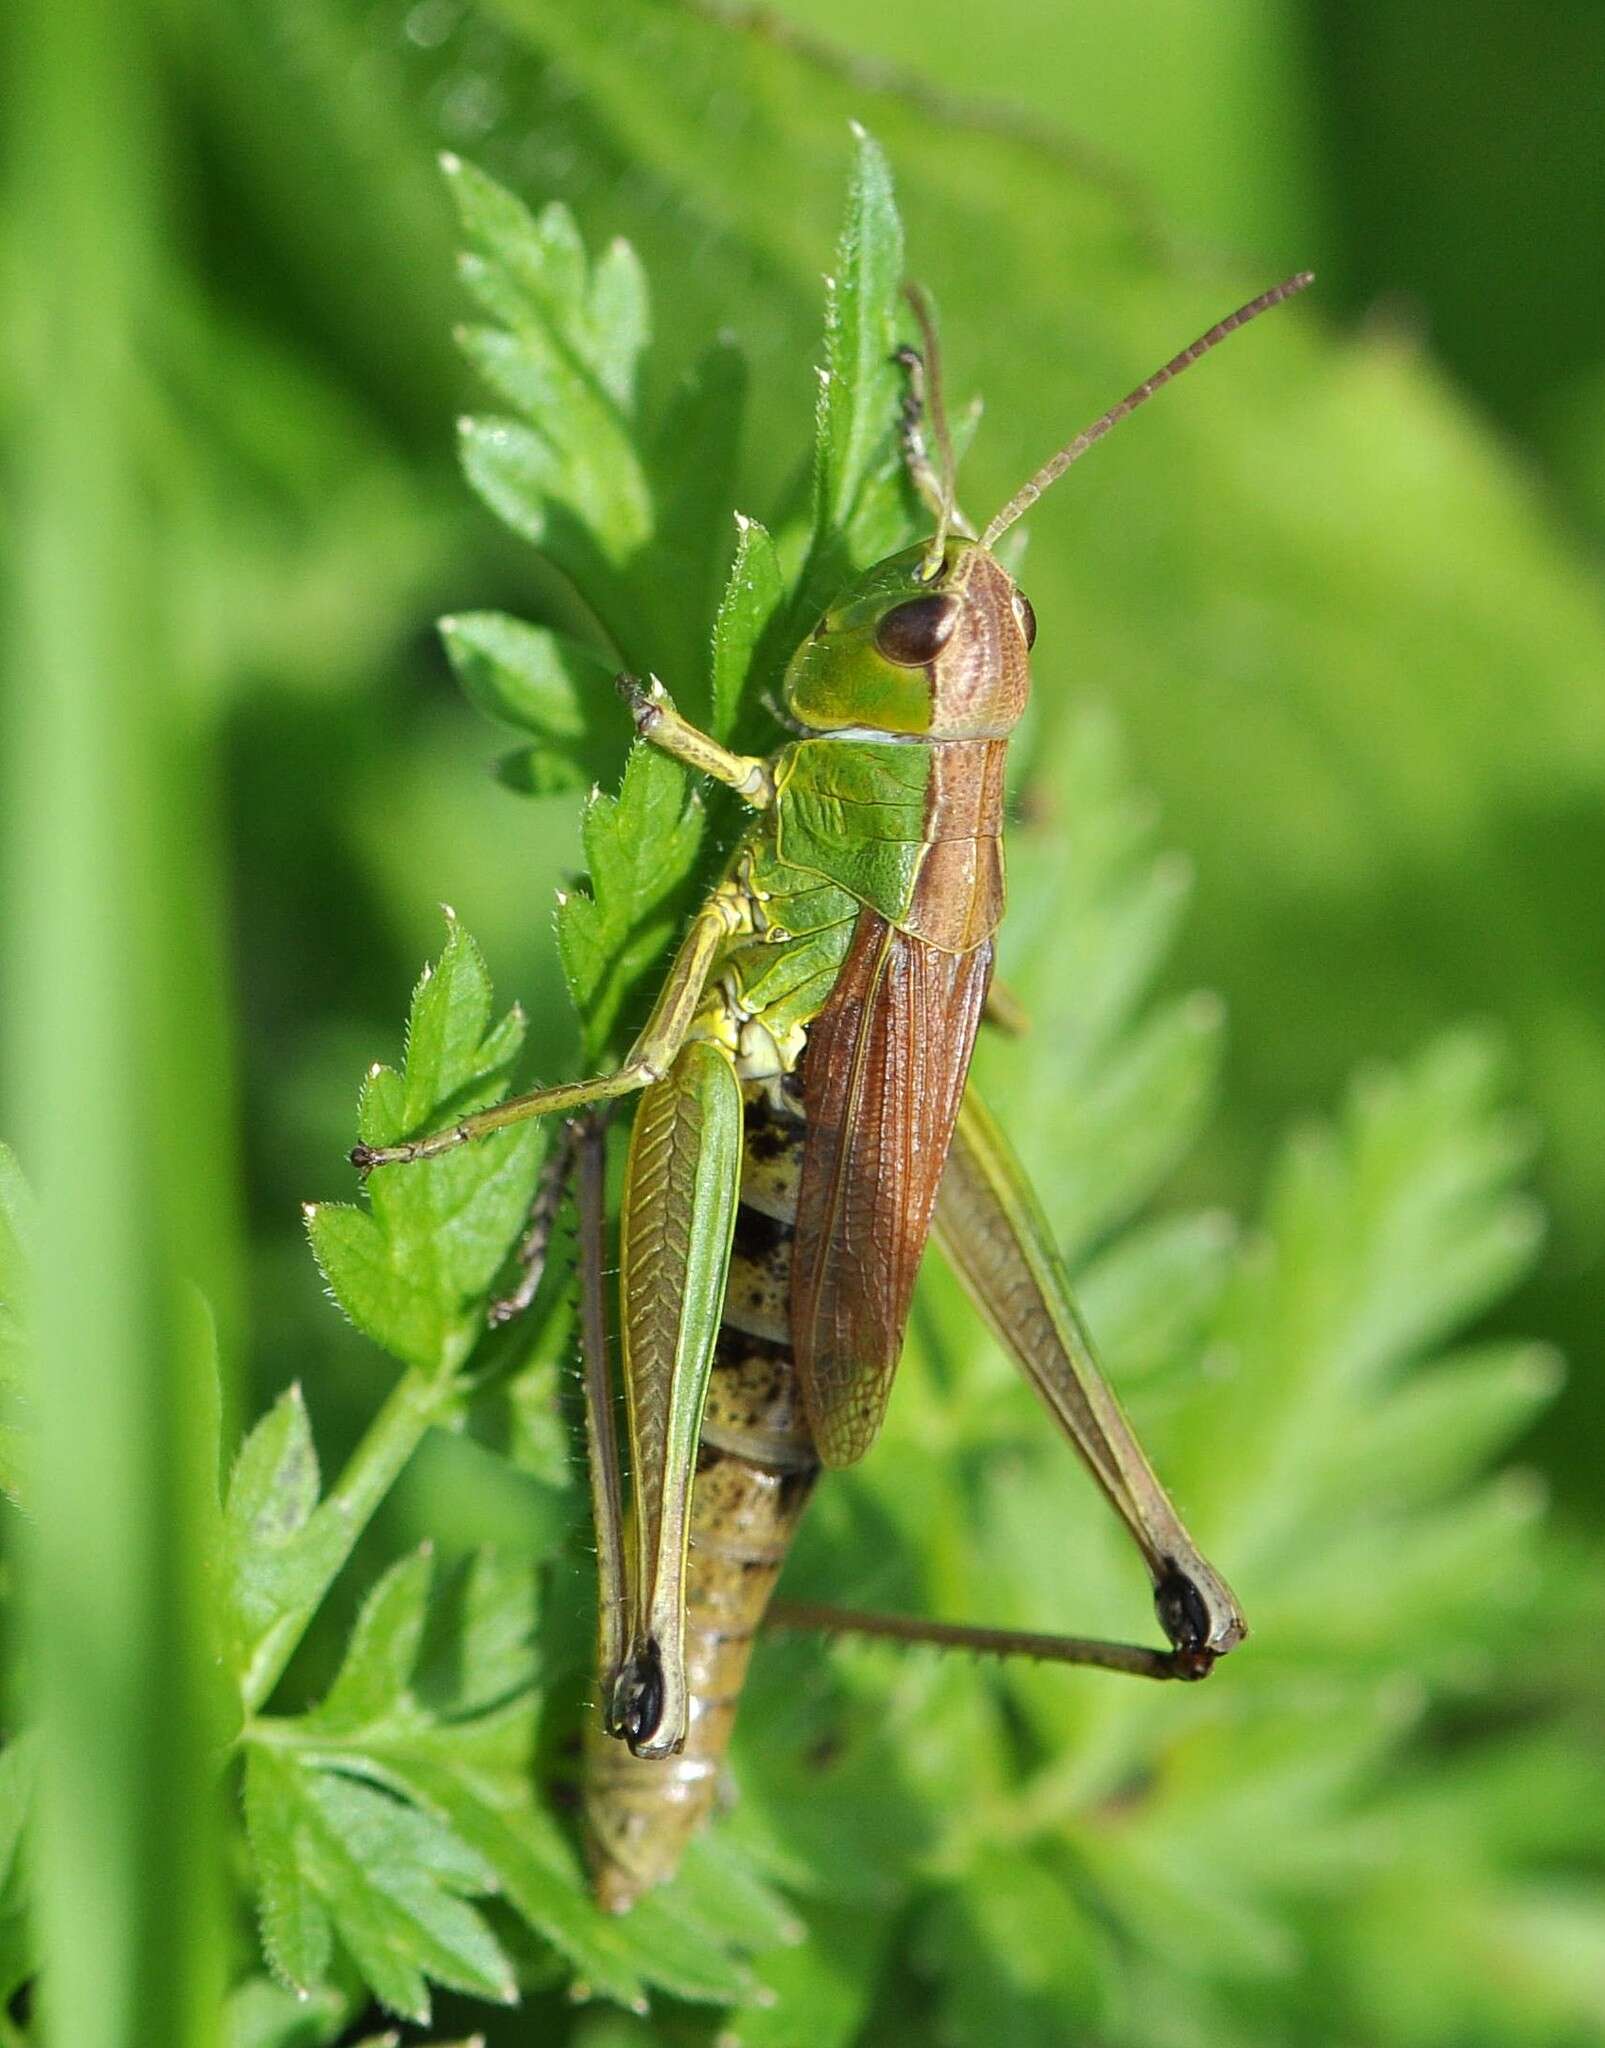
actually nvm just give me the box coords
[360,268,1310,1907]
[487,1113,588,1327]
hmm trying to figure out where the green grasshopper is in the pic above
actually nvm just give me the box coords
[353,268,1312,1910]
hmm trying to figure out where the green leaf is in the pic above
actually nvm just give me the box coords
[444,157,652,612]
[243,1546,668,2014]
[493,1341,577,1495]
[239,1538,776,2014]
[308,1548,433,1733]
[245,1749,514,2023]
[245,1748,334,1998]
[224,1385,345,1692]
[710,512,787,744]
[1043,989,1224,1258]
[719,1900,889,2048]
[669,1831,804,1959]
[0,1144,35,1299]
[309,914,544,1374]
[222,1974,349,2048]
[491,743,588,798]
[587,234,651,414]
[456,409,649,584]
[414,1547,544,1718]
[1297,1338,1562,1521]
[919,1852,1112,2046]
[243,1549,541,2018]
[961,714,1222,1268]
[444,158,644,410]
[440,610,635,800]
[439,611,610,743]
[442,150,780,725]
[383,1753,659,2010]
[644,336,751,691]
[1074,1209,1238,1385]
[807,124,909,598]
[555,743,704,1058]
[349,2038,487,2048]
[228,1384,320,1553]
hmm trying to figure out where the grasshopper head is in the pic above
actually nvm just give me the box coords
[783,537,1035,741]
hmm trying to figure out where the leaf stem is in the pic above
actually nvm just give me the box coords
[240,1366,459,1714]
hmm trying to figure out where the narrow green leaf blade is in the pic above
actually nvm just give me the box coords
[588,233,651,412]
[710,514,787,744]
[813,125,905,555]
[556,744,704,1057]
[225,1385,348,1689]
[645,336,749,687]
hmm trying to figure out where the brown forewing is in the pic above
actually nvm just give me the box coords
[793,907,993,1466]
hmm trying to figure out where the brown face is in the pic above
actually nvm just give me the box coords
[783,538,1036,741]
[913,542,1035,740]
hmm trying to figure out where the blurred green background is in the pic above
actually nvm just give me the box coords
[3,0,1603,2043]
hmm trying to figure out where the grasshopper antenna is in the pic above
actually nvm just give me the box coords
[903,281,959,579]
[980,271,1314,551]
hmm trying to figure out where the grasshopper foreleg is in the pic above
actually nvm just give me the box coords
[350,891,738,1171]
[617,673,774,807]
[893,342,950,525]
[895,282,973,551]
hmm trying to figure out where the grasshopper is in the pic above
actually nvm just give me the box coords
[353,268,1312,1909]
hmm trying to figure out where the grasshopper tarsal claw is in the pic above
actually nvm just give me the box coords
[616,670,775,806]
[616,669,662,735]
[350,1134,460,1173]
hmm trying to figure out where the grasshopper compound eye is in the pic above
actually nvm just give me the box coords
[1012,589,1037,650]
[874,592,961,666]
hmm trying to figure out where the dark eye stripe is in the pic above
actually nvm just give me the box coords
[875,593,960,666]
